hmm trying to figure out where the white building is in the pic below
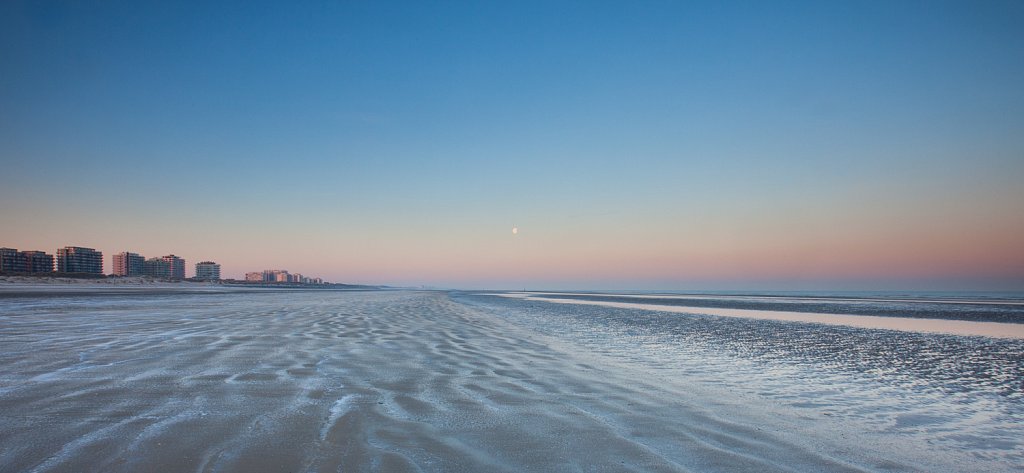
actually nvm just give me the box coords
[195,261,221,281]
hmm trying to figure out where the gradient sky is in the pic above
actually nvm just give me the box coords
[2,0,1023,290]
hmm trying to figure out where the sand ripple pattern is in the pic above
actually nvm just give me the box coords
[2,290,907,472]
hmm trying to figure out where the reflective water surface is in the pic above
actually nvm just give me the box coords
[458,291,1024,469]
[496,292,1024,339]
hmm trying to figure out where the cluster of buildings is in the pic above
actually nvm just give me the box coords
[245,269,323,285]
[2,245,329,285]
[0,248,56,273]
[0,246,220,281]
[112,252,219,281]
[1,246,105,274]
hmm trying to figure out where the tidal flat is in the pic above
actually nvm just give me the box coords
[0,289,1021,472]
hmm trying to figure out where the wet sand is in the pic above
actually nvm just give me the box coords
[0,290,930,472]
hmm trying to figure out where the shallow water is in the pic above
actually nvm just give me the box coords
[514,291,1024,323]
[496,292,1024,338]
[458,291,1024,470]
[0,289,1021,471]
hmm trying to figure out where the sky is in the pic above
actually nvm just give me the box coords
[1,0,1023,290]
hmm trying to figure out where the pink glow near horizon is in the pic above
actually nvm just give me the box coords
[2,184,1022,288]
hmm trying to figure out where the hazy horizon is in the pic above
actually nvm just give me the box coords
[3,1,1022,291]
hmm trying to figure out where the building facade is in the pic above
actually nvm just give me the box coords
[21,251,54,273]
[143,258,171,278]
[195,261,221,281]
[245,272,263,282]
[0,248,26,272]
[2,248,54,273]
[56,246,103,274]
[161,255,186,279]
[112,252,145,276]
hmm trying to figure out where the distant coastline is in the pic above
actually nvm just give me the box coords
[0,273,383,292]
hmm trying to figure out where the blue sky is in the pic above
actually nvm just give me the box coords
[2,1,1022,289]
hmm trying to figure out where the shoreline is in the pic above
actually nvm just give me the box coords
[0,275,384,295]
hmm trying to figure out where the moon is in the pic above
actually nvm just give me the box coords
[512,226,518,235]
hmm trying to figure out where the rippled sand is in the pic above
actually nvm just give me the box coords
[0,290,941,471]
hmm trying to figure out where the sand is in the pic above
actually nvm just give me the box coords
[0,289,955,472]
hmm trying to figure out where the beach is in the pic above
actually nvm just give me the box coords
[1,288,1021,471]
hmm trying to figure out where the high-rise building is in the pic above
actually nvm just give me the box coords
[0,248,26,272]
[2,248,54,273]
[21,251,54,273]
[195,261,221,281]
[161,255,186,279]
[143,258,171,278]
[112,252,145,276]
[56,247,103,274]
[263,269,288,282]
